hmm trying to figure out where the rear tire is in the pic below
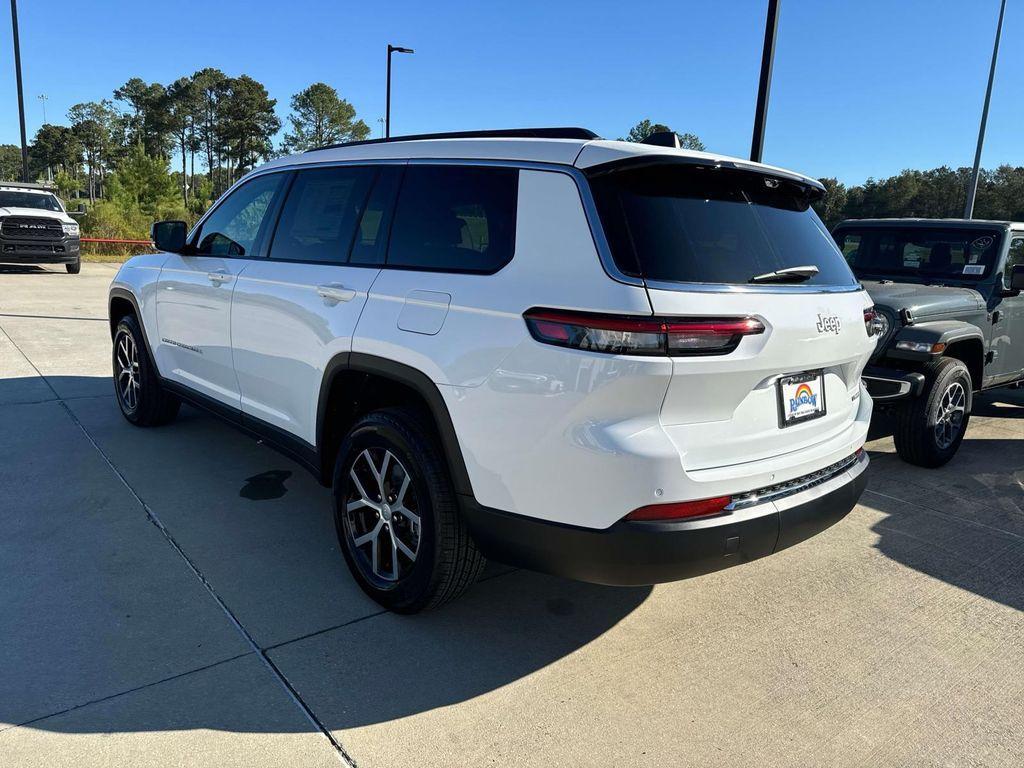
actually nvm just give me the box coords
[332,408,485,613]
[893,357,971,468]
[66,258,81,274]
[113,314,180,427]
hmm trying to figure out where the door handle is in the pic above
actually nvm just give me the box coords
[207,270,233,285]
[316,283,356,303]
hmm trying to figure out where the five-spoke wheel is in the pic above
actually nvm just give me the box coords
[115,330,141,413]
[344,448,422,583]
[111,314,180,427]
[333,408,485,613]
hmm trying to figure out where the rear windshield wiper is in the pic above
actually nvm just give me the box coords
[749,265,820,284]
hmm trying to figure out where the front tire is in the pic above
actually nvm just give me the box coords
[113,314,180,427]
[332,408,485,613]
[65,258,81,274]
[893,357,972,468]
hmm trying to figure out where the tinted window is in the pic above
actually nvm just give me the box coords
[387,165,518,272]
[0,191,62,211]
[836,227,1002,282]
[269,166,376,264]
[350,166,403,266]
[194,174,283,256]
[589,163,856,287]
[1007,237,1024,285]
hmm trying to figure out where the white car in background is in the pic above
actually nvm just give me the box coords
[108,127,876,612]
[0,183,81,273]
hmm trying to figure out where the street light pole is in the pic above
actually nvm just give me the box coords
[10,0,30,182]
[385,44,414,139]
[750,0,781,163]
[964,0,1007,220]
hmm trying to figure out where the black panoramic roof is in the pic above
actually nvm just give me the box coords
[307,127,600,152]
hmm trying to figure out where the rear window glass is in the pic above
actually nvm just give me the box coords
[835,227,1003,282]
[588,163,857,287]
[387,165,518,273]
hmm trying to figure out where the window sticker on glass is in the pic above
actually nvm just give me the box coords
[971,236,994,250]
[963,264,985,275]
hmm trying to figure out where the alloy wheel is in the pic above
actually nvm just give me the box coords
[115,331,141,412]
[934,380,967,450]
[343,448,422,583]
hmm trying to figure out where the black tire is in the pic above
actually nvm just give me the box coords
[332,407,485,613]
[893,357,972,468]
[112,314,180,427]
[66,258,81,274]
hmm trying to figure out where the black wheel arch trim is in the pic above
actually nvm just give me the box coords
[108,287,161,377]
[316,352,474,497]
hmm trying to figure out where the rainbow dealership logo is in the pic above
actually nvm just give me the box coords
[789,383,818,413]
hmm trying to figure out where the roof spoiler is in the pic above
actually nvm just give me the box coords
[640,131,681,148]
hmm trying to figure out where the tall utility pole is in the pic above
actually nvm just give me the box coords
[10,0,30,182]
[964,0,1007,220]
[750,0,781,163]
[385,44,414,139]
[38,92,47,123]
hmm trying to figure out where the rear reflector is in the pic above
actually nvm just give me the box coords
[524,309,764,356]
[625,495,733,522]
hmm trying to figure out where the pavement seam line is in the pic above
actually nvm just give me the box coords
[0,320,357,767]
[264,567,519,652]
[2,652,255,733]
[57,399,358,767]
[863,488,1024,544]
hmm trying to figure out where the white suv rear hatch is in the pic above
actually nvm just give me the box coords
[586,159,874,474]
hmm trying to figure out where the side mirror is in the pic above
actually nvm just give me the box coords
[152,220,188,253]
[1009,264,1024,293]
[77,203,85,214]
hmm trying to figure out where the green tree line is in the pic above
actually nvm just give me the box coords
[0,71,368,255]
[814,166,1024,228]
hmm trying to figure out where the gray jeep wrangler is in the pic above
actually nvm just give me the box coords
[833,219,1024,467]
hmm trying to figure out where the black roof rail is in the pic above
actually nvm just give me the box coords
[306,127,600,153]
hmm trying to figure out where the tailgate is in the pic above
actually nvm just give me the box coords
[648,287,875,471]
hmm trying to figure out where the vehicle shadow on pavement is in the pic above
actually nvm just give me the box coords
[863,432,1024,614]
[1,375,651,733]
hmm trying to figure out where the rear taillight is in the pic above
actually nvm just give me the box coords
[524,309,765,356]
[864,307,882,337]
[625,495,733,522]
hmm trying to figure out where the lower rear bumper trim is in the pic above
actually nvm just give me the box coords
[460,451,868,586]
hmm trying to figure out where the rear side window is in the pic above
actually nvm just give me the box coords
[588,163,857,287]
[387,165,518,273]
[269,166,376,264]
[194,173,283,257]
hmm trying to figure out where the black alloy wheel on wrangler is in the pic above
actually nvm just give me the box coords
[893,357,972,468]
[333,408,485,613]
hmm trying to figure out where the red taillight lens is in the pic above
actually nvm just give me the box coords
[524,309,764,356]
[625,495,733,522]
[864,307,879,337]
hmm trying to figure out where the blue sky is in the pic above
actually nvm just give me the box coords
[0,0,1019,184]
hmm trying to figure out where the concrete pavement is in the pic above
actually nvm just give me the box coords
[1,263,1022,767]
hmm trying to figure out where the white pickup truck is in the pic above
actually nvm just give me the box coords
[0,183,81,274]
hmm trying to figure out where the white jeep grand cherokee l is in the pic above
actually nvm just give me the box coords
[109,128,875,612]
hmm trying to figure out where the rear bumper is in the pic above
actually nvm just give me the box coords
[0,237,79,264]
[863,365,926,402]
[461,450,869,586]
